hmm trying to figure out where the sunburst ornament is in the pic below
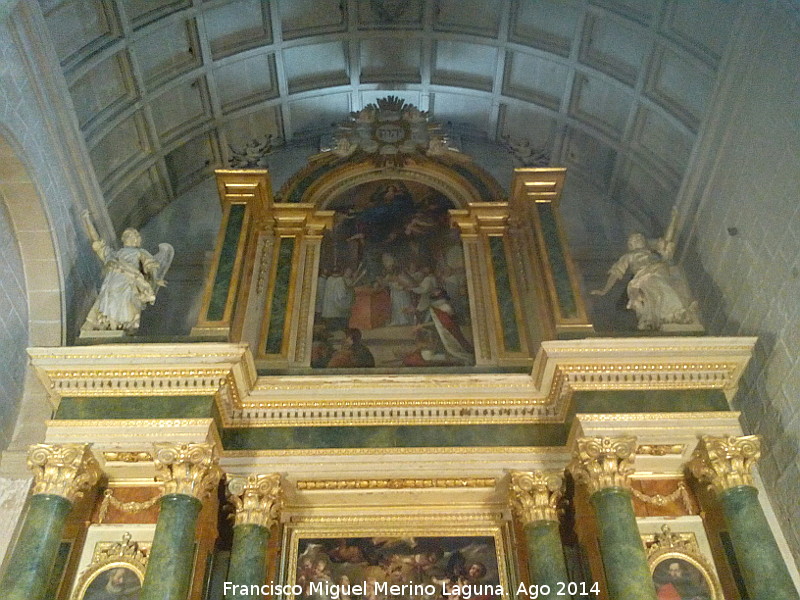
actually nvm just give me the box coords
[331,96,455,166]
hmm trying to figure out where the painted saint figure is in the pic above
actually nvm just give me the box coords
[82,214,173,334]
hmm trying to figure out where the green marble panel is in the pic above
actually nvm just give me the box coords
[54,396,215,420]
[571,389,729,414]
[489,236,522,352]
[222,423,567,450]
[0,494,72,600]
[207,203,246,321]
[536,202,577,318]
[265,237,295,354]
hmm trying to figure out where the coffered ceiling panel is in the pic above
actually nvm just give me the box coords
[150,78,212,142]
[631,107,694,178]
[510,0,582,55]
[204,0,272,59]
[430,92,492,131]
[569,73,633,140]
[360,37,422,83]
[68,50,136,131]
[432,41,498,91]
[280,0,346,39]
[107,166,169,232]
[661,0,737,65]
[89,111,151,190]
[503,51,570,108]
[222,107,284,148]
[41,0,119,67]
[132,18,201,87]
[283,42,349,93]
[357,0,424,29]
[645,46,714,130]
[289,93,351,134]
[579,12,650,85]
[125,0,190,29]
[39,0,744,237]
[497,104,558,151]
[214,53,279,113]
[433,0,502,37]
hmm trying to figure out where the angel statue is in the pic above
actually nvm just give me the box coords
[82,212,174,334]
[591,207,699,331]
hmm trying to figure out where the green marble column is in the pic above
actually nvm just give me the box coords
[569,436,656,600]
[719,486,799,600]
[523,521,570,599]
[0,444,99,600]
[228,524,270,599]
[590,487,655,600]
[0,494,72,600]
[690,435,799,600]
[140,493,202,600]
[141,443,222,600]
[509,471,569,600]
[226,474,282,600]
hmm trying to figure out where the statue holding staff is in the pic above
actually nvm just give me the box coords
[591,207,699,331]
[81,212,174,334]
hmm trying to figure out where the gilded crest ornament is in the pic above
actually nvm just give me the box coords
[331,96,454,166]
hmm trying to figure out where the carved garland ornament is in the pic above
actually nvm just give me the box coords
[687,435,761,495]
[569,436,637,495]
[508,470,563,523]
[28,443,101,503]
[153,443,222,501]
[227,473,283,528]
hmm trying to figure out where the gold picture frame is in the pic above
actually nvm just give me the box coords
[280,520,515,600]
[644,523,723,600]
[70,532,148,600]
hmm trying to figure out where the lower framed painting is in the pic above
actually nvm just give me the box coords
[278,521,515,600]
[68,524,154,600]
[639,517,723,600]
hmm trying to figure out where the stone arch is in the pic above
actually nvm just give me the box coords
[0,129,64,347]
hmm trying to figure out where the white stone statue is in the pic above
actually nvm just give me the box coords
[591,207,700,331]
[82,213,174,334]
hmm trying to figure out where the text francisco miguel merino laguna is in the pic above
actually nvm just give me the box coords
[223,579,599,598]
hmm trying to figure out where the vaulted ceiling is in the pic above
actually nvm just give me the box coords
[41,0,740,233]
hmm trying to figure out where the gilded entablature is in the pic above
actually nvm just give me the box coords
[30,337,755,429]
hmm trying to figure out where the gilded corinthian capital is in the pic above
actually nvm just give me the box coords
[688,435,761,495]
[568,436,637,495]
[227,473,283,528]
[509,471,563,523]
[153,443,222,501]
[28,443,101,503]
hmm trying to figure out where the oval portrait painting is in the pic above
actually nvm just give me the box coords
[80,565,142,600]
[652,556,713,600]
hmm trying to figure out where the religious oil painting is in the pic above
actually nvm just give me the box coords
[313,179,473,370]
[651,556,715,600]
[77,565,142,600]
[289,535,507,600]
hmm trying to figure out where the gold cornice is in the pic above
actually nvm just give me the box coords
[227,473,282,528]
[569,436,638,494]
[687,434,761,495]
[296,478,497,490]
[508,470,563,523]
[28,443,101,503]
[153,443,222,501]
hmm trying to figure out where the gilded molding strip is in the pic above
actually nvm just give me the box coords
[296,478,497,490]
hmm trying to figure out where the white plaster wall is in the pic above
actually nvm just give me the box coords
[0,477,30,570]
[680,2,800,565]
